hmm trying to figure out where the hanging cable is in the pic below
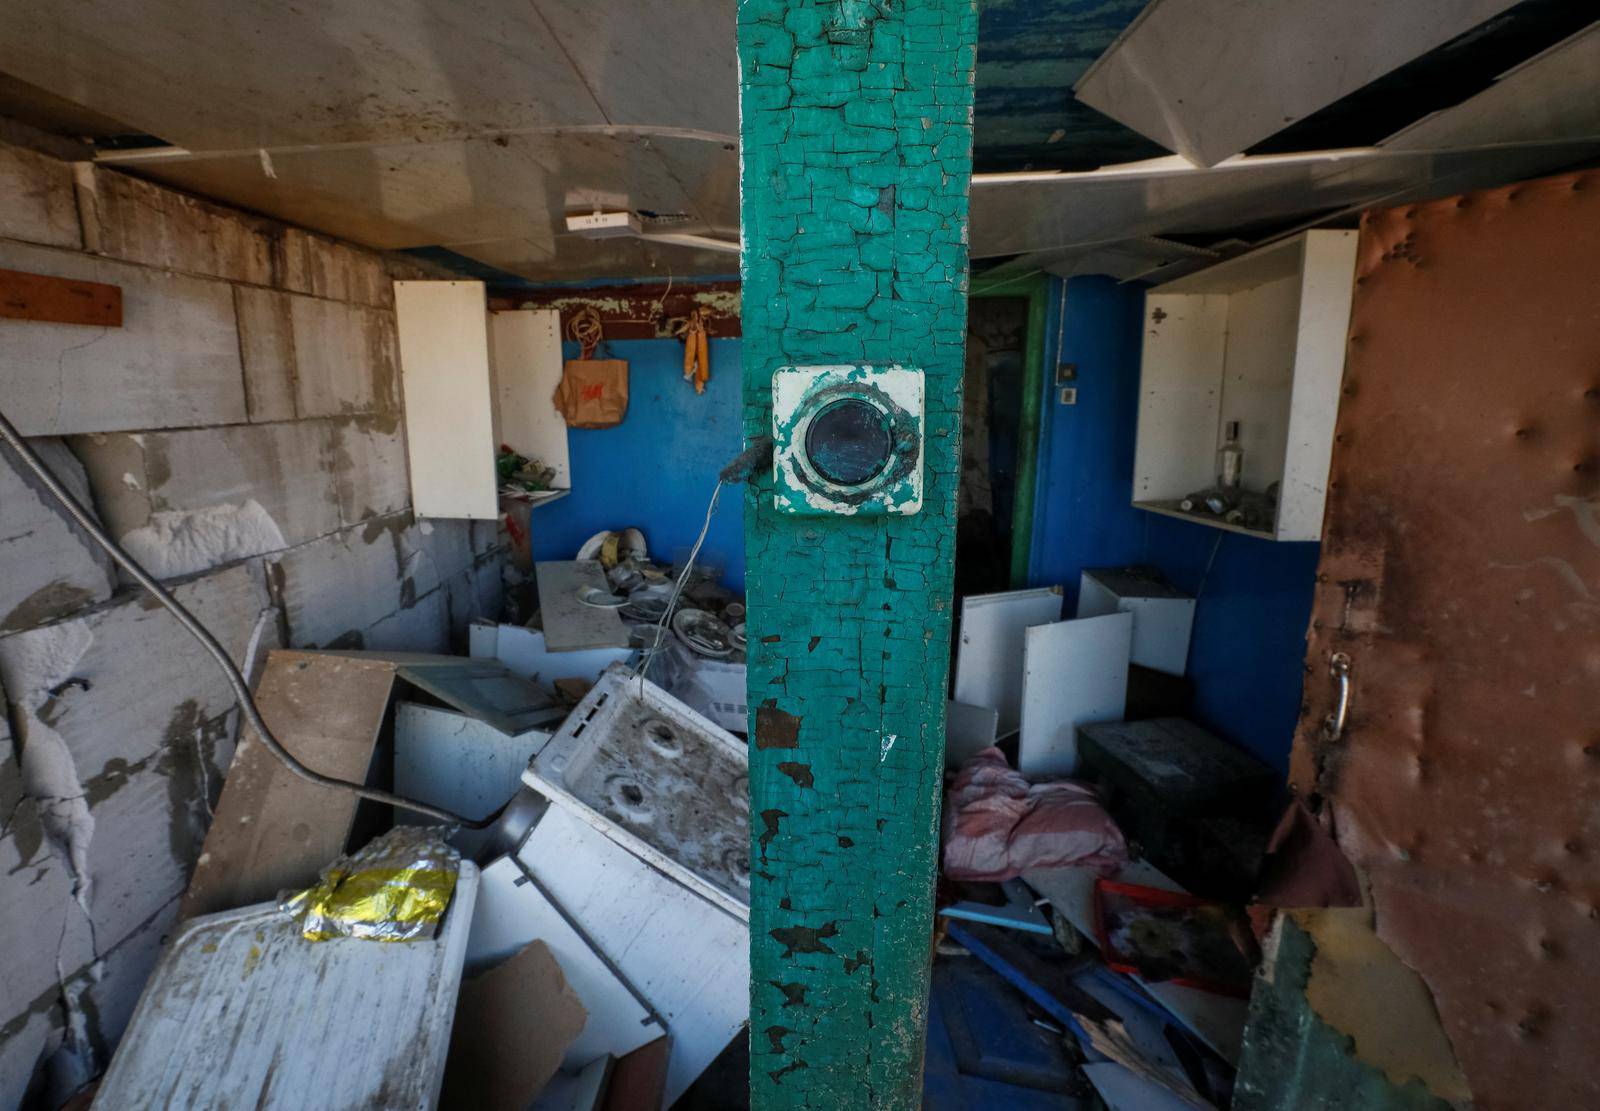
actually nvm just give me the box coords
[0,406,500,829]
[566,304,604,359]
[633,435,773,692]
[636,478,723,692]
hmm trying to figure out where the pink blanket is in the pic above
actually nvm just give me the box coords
[942,747,1127,881]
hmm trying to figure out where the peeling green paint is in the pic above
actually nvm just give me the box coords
[1234,917,1458,1111]
[739,0,977,1104]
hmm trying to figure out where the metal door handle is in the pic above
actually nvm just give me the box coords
[1323,652,1352,741]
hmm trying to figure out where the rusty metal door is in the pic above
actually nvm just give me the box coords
[1290,171,1600,1111]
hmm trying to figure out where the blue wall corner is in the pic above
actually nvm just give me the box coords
[1026,276,1318,773]
[528,337,746,591]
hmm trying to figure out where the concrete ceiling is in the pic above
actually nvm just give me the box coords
[0,1,1595,287]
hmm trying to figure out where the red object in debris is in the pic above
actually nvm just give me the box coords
[941,747,1127,881]
[1092,879,1256,997]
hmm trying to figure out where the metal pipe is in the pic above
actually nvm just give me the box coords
[0,405,500,829]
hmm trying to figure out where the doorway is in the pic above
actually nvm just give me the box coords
[956,275,1048,597]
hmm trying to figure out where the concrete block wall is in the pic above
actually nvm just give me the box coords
[0,139,504,1106]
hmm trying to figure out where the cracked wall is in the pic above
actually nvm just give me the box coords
[0,137,506,1107]
[737,1,978,1106]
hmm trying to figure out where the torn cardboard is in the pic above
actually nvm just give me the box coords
[443,940,587,1111]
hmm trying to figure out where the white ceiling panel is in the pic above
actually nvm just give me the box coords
[130,130,736,254]
[969,141,1600,260]
[1075,0,1520,167]
[1385,23,1600,150]
[531,0,738,137]
[0,2,607,150]
[454,233,739,284]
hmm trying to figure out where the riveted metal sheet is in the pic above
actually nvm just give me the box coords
[1291,170,1600,1111]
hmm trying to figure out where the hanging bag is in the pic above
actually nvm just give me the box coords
[553,306,629,428]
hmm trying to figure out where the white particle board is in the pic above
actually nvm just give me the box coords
[1077,570,1195,678]
[467,857,664,1071]
[470,622,635,685]
[532,1053,616,1111]
[952,586,1064,736]
[489,308,570,490]
[1277,231,1360,541]
[94,864,479,1110]
[395,280,498,519]
[536,561,631,651]
[944,699,1000,769]
[1131,230,1357,541]
[968,142,1600,265]
[395,663,564,735]
[1130,292,1226,508]
[516,805,749,1107]
[1385,23,1600,151]
[1074,0,1518,166]
[0,2,605,151]
[394,701,554,852]
[1017,613,1132,777]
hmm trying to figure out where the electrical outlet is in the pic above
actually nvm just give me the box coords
[771,365,924,516]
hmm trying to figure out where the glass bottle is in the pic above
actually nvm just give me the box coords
[1217,420,1244,492]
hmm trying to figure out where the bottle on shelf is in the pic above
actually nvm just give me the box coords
[1216,420,1244,492]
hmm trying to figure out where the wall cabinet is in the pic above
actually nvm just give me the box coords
[395,280,569,519]
[1131,230,1357,542]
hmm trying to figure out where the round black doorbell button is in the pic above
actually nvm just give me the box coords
[804,397,893,487]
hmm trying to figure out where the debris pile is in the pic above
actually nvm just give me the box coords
[95,529,751,1110]
[923,569,1415,1109]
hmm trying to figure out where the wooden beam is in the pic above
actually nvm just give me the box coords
[738,1,978,1106]
[0,266,122,326]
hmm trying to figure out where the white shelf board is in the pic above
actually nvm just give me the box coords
[1133,500,1275,541]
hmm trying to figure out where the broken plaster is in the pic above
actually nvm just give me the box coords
[118,500,288,581]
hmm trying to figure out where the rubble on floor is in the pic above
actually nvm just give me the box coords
[84,526,751,1110]
[925,572,1468,1109]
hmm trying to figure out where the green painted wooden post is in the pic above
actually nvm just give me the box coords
[738,1,978,1105]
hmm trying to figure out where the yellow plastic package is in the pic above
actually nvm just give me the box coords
[283,826,460,942]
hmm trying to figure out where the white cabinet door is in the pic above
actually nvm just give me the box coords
[395,280,497,519]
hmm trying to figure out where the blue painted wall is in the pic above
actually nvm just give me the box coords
[1026,276,1320,772]
[529,337,746,590]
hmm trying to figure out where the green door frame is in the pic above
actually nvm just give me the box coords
[968,271,1050,588]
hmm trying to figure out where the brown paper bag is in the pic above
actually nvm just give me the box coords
[553,358,629,428]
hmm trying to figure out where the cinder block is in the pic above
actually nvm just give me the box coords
[234,286,298,422]
[417,518,477,583]
[446,557,503,643]
[61,894,182,1082]
[75,165,275,285]
[0,800,95,1041]
[269,514,408,649]
[0,691,19,827]
[0,1001,59,1111]
[290,295,397,417]
[365,582,451,653]
[79,742,222,956]
[0,241,246,435]
[330,414,409,525]
[0,141,80,249]
[71,422,342,580]
[0,436,116,634]
[0,561,274,781]
[279,227,391,308]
